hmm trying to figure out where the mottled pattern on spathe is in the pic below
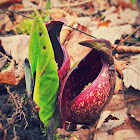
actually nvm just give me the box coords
[70,64,111,124]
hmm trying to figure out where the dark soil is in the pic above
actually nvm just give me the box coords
[0,80,48,140]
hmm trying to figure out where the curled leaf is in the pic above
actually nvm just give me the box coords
[29,10,59,126]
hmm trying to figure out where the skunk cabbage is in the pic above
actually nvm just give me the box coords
[28,10,70,126]
[58,39,116,129]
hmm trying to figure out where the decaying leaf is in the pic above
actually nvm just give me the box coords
[64,23,92,67]
[91,24,132,44]
[114,129,140,140]
[0,35,29,85]
[60,14,77,45]
[104,8,139,26]
[97,93,126,129]
[0,60,16,85]
[124,87,140,122]
[49,8,68,20]
[76,17,91,27]
[100,108,128,131]
[0,59,24,85]
[22,0,37,8]
[0,0,22,9]
[113,57,128,77]
[105,94,126,111]
[114,75,123,94]
[0,9,13,32]
[97,20,111,28]
[123,60,140,90]
[94,131,113,140]
[0,35,29,62]
[96,111,111,129]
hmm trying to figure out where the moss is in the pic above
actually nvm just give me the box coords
[15,10,50,35]
[53,132,74,140]
[15,18,33,35]
[69,133,74,137]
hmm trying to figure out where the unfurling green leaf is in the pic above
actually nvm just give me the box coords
[29,10,59,126]
[24,58,33,98]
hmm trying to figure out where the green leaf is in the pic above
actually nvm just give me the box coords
[29,10,59,126]
[131,0,135,4]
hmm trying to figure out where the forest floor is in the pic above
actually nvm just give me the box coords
[0,0,140,140]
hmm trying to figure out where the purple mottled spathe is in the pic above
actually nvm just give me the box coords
[58,39,116,129]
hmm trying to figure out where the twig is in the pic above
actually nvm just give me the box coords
[6,86,28,129]
[106,97,140,109]
[51,0,94,8]
[0,52,12,62]
[17,6,46,12]
[113,26,140,54]
[5,9,96,39]
[5,9,34,20]
[0,113,15,134]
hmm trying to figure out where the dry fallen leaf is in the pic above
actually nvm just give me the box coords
[0,60,16,85]
[76,17,91,27]
[94,131,113,140]
[96,111,111,129]
[96,93,127,129]
[94,0,110,11]
[49,8,68,20]
[114,75,123,94]
[0,0,22,9]
[124,87,140,122]
[64,23,92,67]
[97,20,111,28]
[91,24,132,44]
[111,0,137,9]
[0,35,29,85]
[22,0,37,8]
[104,8,139,26]
[50,0,63,8]
[113,57,128,77]
[0,59,25,85]
[103,6,116,16]
[0,58,25,85]
[105,94,126,111]
[0,35,29,63]
[100,108,128,131]
[60,14,77,45]
[0,10,13,32]
[114,129,140,140]
[123,60,140,90]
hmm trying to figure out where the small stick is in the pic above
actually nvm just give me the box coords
[113,26,140,54]
[5,9,96,39]
[0,52,12,62]
[106,97,140,109]
[115,53,132,59]
[51,0,93,8]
